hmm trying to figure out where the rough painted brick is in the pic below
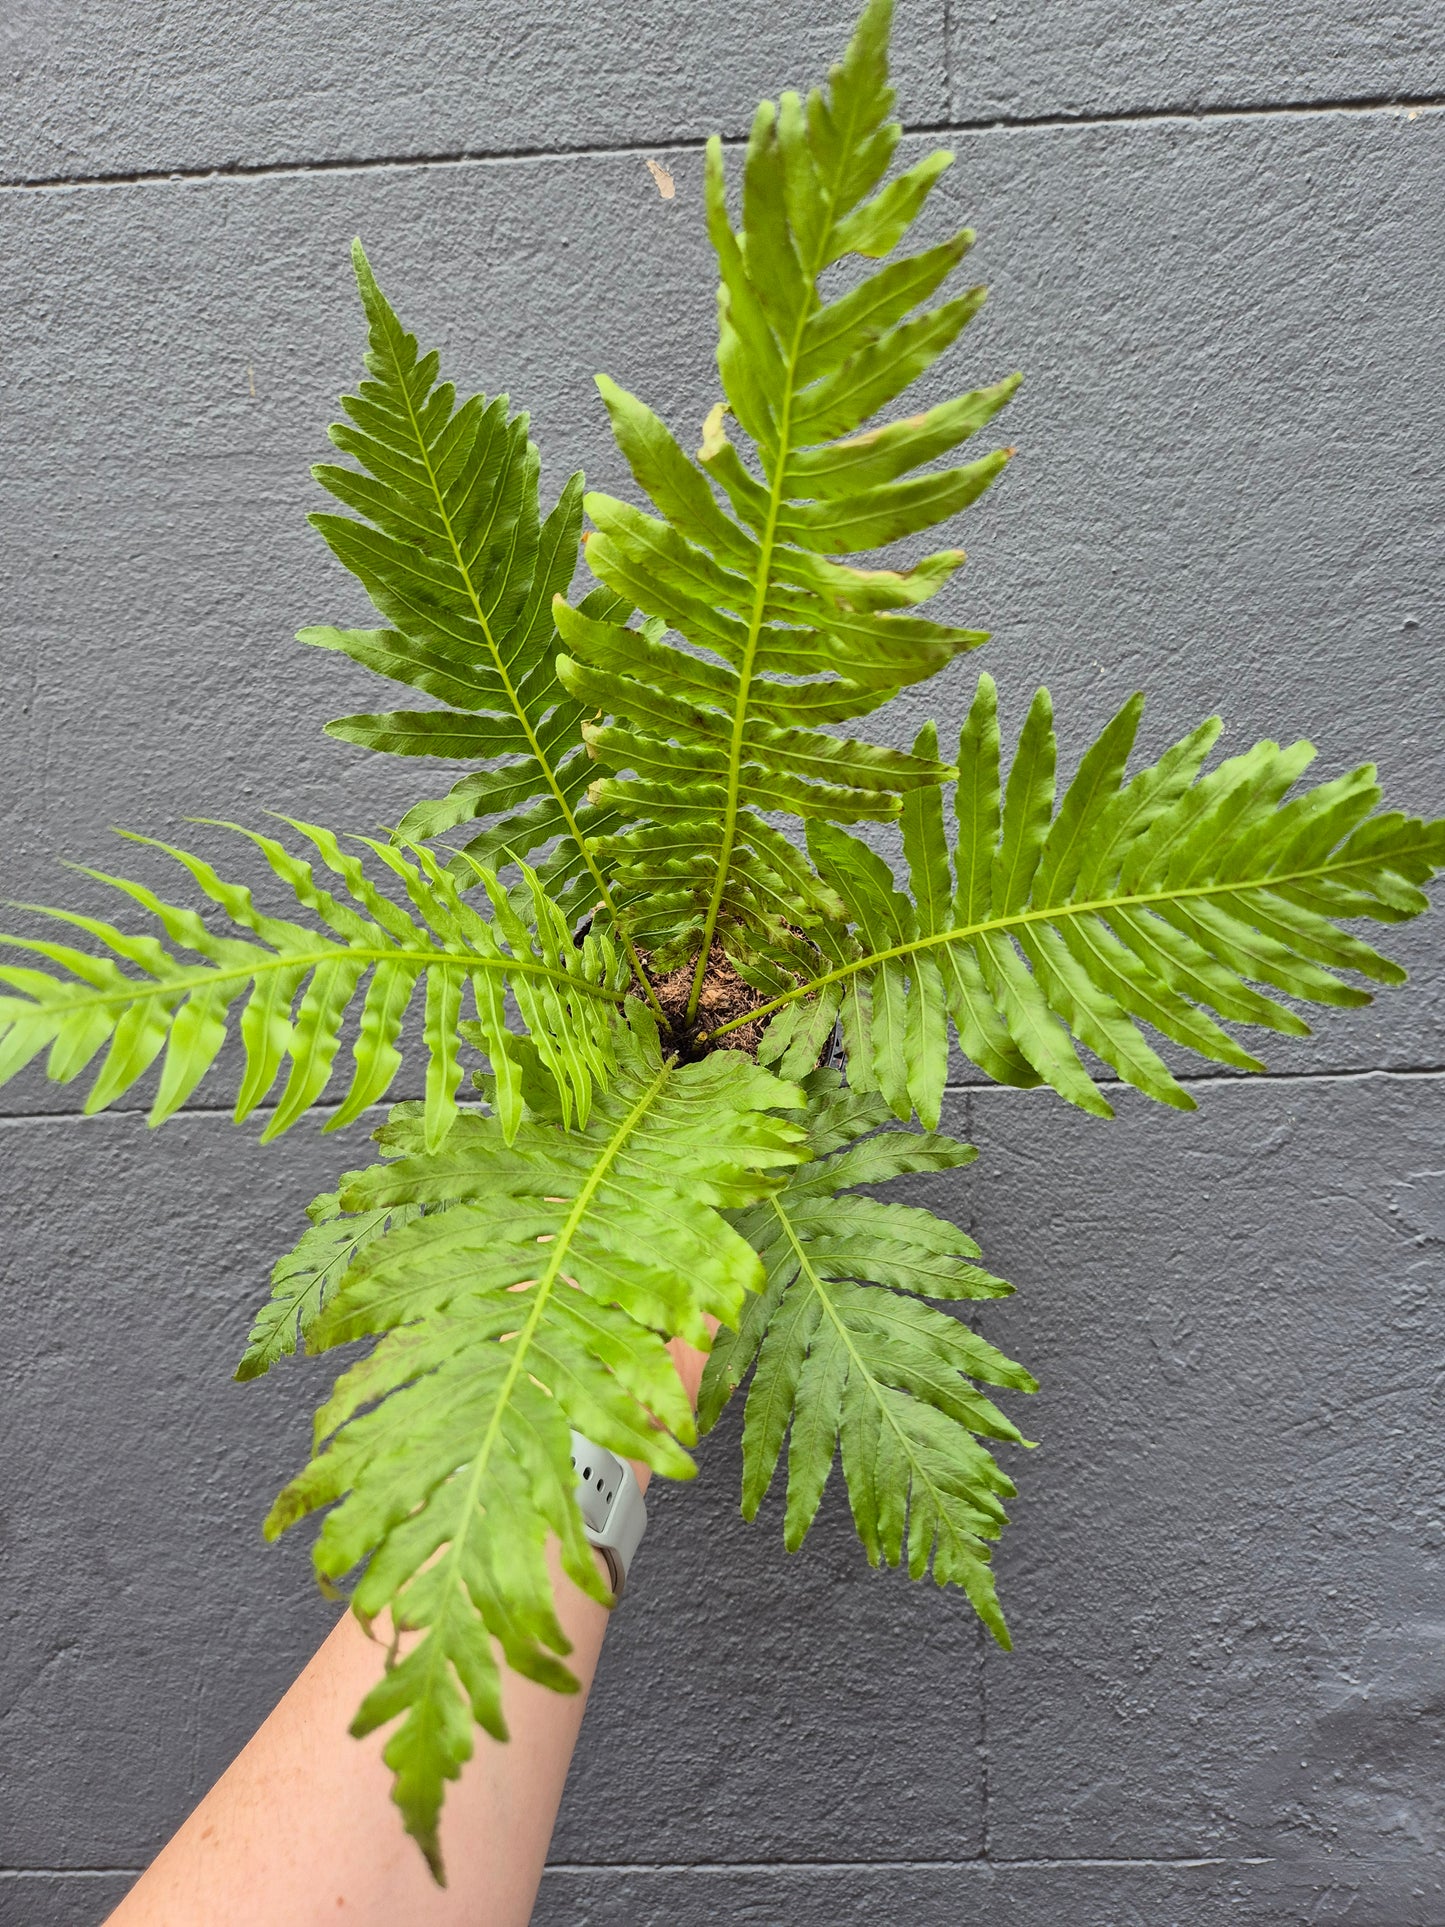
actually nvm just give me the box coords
[2,5,1442,1911]
[1,113,1440,1132]
[9,1077,1439,1894]
[950,1,1445,123]
[550,1396,985,1867]
[533,1852,1445,1926]
[0,1110,348,1867]
[0,0,947,186]
[0,1875,138,1927]
[10,1854,1441,1927]
[945,1073,1445,1885]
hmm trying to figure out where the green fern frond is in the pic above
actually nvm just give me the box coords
[0,821,626,1147]
[730,677,1445,1123]
[700,1067,1030,1644]
[303,241,648,954]
[235,1186,420,1382]
[264,1008,810,1875]
[557,0,1015,1004]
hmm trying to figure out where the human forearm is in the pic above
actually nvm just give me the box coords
[108,1341,702,1927]
[105,1545,610,1927]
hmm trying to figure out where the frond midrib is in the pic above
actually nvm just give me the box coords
[3,943,625,1018]
[424,1057,675,1613]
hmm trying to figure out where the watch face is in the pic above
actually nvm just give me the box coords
[570,1433,625,1533]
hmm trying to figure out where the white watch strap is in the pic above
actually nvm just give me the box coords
[569,1430,647,1596]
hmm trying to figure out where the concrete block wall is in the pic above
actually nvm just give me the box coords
[1,5,1440,1921]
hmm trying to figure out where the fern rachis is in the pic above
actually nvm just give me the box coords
[681,112,912,1017]
[728,681,1444,1125]
[0,822,626,1147]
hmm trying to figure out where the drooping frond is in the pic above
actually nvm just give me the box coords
[0,821,626,1148]
[303,241,640,937]
[700,1068,1030,1643]
[558,0,1016,1004]
[735,676,1445,1123]
[265,1010,809,1875]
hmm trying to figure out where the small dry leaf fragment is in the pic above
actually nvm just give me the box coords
[698,399,730,460]
[645,158,676,200]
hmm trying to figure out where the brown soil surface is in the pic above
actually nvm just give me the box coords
[647,946,774,1057]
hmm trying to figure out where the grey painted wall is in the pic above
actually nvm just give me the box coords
[1,4,1441,1922]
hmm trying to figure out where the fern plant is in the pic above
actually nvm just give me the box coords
[3,0,1441,1882]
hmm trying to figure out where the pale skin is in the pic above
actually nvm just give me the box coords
[108,1337,708,1927]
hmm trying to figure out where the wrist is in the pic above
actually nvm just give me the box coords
[576,1328,713,1585]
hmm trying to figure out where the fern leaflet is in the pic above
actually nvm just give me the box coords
[235,1188,419,1383]
[1,0,1439,1889]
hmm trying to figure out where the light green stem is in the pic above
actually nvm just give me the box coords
[427,1056,674,1601]
[8,944,626,1018]
[683,123,857,1026]
[769,1195,963,1545]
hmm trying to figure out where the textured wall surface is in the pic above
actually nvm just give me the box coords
[1,3,1441,1922]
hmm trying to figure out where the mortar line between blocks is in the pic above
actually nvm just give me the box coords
[3,1060,1443,1130]
[978,1612,993,1862]
[2,94,1440,194]
[962,1087,976,1239]
[536,1854,1277,1874]
[942,1,956,122]
[0,1869,144,1879]
[962,1078,991,1864]
[958,1062,1445,1095]
[0,1855,1279,1877]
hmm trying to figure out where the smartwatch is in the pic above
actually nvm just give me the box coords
[569,1430,647,1597]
